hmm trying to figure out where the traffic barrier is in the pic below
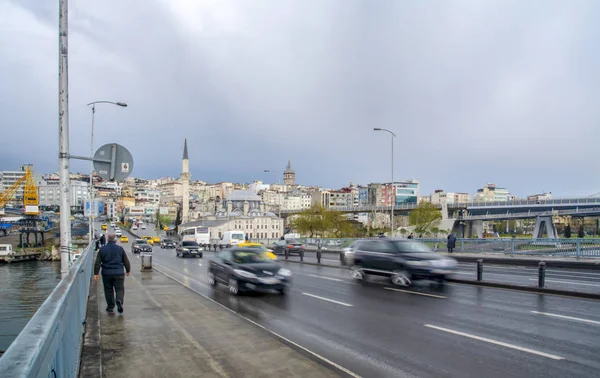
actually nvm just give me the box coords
[538,261,546,288]
[477,259,483,281]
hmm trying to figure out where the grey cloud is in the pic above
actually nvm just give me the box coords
[1,0,600,197]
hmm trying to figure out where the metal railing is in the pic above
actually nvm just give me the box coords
[252,237,600,258]
[0,244,94,378]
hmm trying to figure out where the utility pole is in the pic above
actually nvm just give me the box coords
[58,0,72,274]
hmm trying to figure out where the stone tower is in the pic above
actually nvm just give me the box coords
[283,158,295,186]
[180,138,191,223]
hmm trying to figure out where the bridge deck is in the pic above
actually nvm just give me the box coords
[80,252,337,378]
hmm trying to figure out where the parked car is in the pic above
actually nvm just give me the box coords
[272,239,305,257]
[176,241,203,258]
[160,238,176,249]
[132,239,153,253]
[208,248,291,295]
[347,238,457,286]
[120,235,129,243]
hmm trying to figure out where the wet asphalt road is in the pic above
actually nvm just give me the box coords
[122,228,600,378]
[271,250,600,295]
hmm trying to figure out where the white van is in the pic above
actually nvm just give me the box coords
[218,231,245,247]
[0,244,14,257]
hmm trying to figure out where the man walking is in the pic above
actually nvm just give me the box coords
[94,234,131,313]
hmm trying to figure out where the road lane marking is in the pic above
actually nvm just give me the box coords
[528,279,600,287]
[301,293,353,307]
[384,287,447,299]
[424,324,564,360]
[530,311,600,325]
[454,271,474,275]
[152,266,362,378]
[307,274,344,282]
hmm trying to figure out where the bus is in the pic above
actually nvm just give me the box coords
[180,226,211,245]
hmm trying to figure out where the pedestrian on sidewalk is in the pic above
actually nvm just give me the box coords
[447,233,456,253]
[99,233,106,247]
[94,234,131,314]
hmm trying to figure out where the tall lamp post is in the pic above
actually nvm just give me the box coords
[87,101,127,244]
[374,128,396,237]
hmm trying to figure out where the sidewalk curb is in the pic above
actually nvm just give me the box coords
[447,278,600,300]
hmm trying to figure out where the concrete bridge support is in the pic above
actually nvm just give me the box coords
[532,216,558,239]
[464,220,483,238]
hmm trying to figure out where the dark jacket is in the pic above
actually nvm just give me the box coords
[94,241,131,276]
[447,234,457,249]
[99,234,106,246]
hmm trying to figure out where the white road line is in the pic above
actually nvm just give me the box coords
[454,271,474,275]
[307,274,344,282]
[424,324,564,360]
[530,311,600,325]
[528,279,600,287]
[152,266,361,378]
[301,293,353,307]
[384,287,447,299]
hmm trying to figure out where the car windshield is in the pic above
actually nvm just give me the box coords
[163,239,173,243]
[394,241,434,253]
[232,234,244,240]
[135,240,146,244]
[182,241,199,247]
[232,251,269,264]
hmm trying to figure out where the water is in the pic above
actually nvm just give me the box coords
[0,261,62,354]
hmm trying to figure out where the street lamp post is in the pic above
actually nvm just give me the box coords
[87,101,127,244]
[374,128,396,237]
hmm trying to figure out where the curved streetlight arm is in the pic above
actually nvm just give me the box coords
[87,100,128,108]
[373,128,396,137]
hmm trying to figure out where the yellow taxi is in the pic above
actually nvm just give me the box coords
[152,236,161,243]
[163,226,168,231]
[101,224,108,230]
[142,236,155,246]
[237,242,277,260]
[120,235,129,243]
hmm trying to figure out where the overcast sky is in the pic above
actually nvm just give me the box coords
[1,0,599,197]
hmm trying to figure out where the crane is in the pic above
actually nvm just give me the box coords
[0,166,39,216]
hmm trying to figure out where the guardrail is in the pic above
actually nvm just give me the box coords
[0,243,94,378]
[252,237,600,258]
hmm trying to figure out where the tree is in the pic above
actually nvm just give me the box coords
[564,224,571,238]
[409,201,442,237]
[158,215,173,230]
[288,205,354,237]
[174,206,182,230]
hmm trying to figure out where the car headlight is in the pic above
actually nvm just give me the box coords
[406,260,430,267]
[183,248,189,251]
[276,268,291,277]
[233,269,257,279]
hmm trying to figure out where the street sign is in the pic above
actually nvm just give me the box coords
[93,143,134,182]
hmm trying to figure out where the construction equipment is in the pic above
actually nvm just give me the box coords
[0,166,39,216]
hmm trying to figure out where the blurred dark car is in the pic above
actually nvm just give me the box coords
[272,239,305,257]
[208,248,291,295]
[160,238,176,249]
[176,241,203,258]
[347,238,457,286]
[132,239,152,254]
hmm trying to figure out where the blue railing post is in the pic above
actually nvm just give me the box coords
[511,239,515,256]
[576,240,581,259]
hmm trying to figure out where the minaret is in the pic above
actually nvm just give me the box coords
[283,158,295,186]
[180,138,191,223]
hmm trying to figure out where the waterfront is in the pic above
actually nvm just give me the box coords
[0,261,62,355]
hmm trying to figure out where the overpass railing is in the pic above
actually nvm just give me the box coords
[253,237,600,258]
[0,244,94,378]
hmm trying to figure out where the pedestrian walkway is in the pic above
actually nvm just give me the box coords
[80,253,340,378]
